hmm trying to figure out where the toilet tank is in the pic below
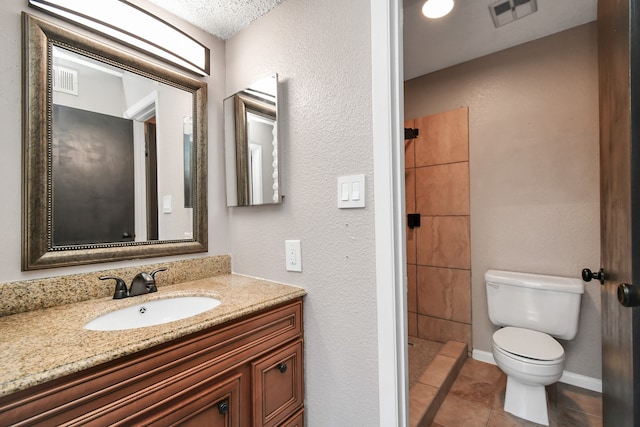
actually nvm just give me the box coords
[485,270,584,340]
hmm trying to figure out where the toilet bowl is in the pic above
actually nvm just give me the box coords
[492,327,565,425]
[485,270,584,426]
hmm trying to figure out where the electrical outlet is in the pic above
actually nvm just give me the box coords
[285,240,302,272]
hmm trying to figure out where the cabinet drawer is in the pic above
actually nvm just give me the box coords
[277,408,304,427]
[139,372,243,427]
[253,339,303,427]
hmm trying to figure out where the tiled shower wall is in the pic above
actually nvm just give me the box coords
[405,107,471,350]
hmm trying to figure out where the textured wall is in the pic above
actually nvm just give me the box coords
[0,0,229,282]
[405,23,602,379]
[225,0,380,424]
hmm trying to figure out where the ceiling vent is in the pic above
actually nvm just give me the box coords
[489,0,538,28]
[52,65,78,96]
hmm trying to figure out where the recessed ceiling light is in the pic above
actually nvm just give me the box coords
[422,0,454,19]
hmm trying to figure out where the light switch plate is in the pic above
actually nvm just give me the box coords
[162,195,172,213]
[337,175,366,208]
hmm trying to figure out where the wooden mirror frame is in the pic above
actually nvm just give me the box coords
[22,13,208,270]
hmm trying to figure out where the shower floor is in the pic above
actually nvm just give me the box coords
[408,339,468,427]
[408,337,443,388]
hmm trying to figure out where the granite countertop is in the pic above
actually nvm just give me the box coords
[0,274,306,398]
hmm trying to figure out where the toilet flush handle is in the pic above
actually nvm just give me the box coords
[581,268,605,285]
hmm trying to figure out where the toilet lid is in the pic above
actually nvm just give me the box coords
[493,327,564,361]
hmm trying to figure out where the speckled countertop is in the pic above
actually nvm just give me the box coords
[0,274,306,398]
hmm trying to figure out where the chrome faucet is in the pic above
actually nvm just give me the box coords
[100,268,167,299]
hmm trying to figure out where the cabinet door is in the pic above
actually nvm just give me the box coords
[253,339,304,427]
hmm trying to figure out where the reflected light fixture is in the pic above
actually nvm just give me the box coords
[28,0,210,76]
[422,0,455,19]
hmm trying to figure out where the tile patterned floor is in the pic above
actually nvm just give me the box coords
[431,358,603,427]
[410,341,467,426]
[409,337,444,388]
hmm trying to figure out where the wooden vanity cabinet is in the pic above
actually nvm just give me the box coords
[0,299,304,427]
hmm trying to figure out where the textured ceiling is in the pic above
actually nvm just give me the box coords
[146,0,285,40]
[149,0,597,80]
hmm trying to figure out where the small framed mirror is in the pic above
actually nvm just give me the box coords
[22,13,208,270]
[224,75,281,206]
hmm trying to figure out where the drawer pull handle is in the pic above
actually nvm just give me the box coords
[278,363,288,373]
[217,400,229,415]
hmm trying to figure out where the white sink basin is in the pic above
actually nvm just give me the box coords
[84,296,221,331]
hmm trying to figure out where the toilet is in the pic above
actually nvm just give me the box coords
[485,270,584,425]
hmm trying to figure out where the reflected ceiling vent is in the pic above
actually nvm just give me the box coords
[489,0,538,28]
[52,65,78,96]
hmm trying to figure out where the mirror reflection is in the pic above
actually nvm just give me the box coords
[224,74,280,206]
[51,46,194,245]
[22,14,208,270]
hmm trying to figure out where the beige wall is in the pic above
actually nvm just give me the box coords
[225,0,381,423]
[405,23,602,379]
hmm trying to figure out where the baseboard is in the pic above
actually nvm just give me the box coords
[472,349,602,393]
[559,371,602,393]
[472,348,497,365]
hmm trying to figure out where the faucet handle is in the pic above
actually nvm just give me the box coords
[146,268,167,293]
[99,276,128,299]
[149,267,167,279]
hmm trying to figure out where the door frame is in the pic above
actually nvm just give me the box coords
[371,0,408,425]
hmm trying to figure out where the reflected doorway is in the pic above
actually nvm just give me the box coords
[52,104,135,246]
[145,118,158,241]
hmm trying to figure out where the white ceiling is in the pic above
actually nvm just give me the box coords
[148,0,597,81]
[403,0,597,80]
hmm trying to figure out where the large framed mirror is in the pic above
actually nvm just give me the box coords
[224,75,280,206]
[22,13,208,270]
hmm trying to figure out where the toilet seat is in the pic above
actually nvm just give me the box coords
[493,327,564,363]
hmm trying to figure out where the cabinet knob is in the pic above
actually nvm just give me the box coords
[217,400,229,415]
[278,363,288,373]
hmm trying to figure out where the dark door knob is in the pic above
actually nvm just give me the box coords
[581,268,605,285]
[617,283,640,307]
